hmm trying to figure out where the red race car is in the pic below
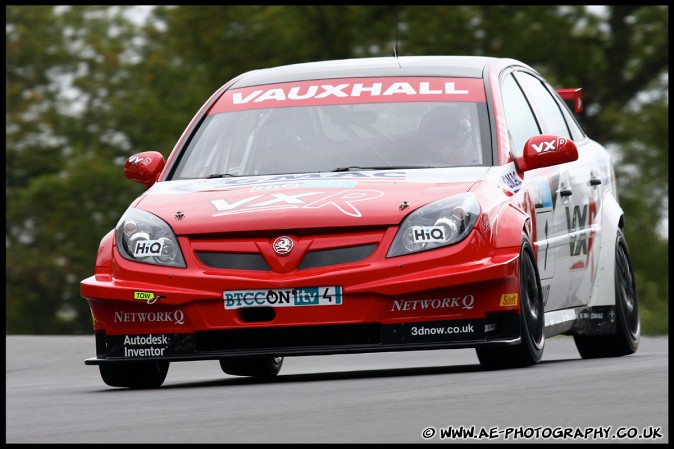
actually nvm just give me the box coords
[81,56,640,388]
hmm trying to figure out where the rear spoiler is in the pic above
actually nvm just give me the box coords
[556,88,583,113]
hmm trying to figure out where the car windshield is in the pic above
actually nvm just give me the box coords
[171,85,491,179]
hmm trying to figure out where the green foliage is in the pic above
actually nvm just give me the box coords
[6,155,142,333]
[5,5,668,335]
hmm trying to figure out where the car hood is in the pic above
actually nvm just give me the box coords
[133,168,491,235]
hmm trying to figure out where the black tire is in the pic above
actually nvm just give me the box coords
[476,234,545,370]
[219,356,284,377]
[99,361,169,388]
[573,229,640,358]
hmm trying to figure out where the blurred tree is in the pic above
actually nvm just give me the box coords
[6,6,70,188]
[5,5,668,334]
[6,6,146,333]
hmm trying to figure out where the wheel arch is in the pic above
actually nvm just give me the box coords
[588,191,624,308]
[475,224,545,369]
[490,203,533,250]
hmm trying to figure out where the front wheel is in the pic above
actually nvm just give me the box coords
[219,356,284,377]
[574,229,640,358]
[99,361,169,388]
[476,234,545,370]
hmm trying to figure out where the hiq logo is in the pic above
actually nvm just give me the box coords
[411,226,446,243]
[133,239,164,257]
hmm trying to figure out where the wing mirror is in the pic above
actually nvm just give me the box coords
[515,135,578,172]
[123,151,165,188]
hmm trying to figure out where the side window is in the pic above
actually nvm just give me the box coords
[501,73,540,157]
[555,94,587,141]
[514,72,571,139]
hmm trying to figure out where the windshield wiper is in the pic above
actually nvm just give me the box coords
[331,166,428,172]
[205,173,238,179]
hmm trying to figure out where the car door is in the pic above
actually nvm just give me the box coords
[513,71,601,308]
[499,71,572,312]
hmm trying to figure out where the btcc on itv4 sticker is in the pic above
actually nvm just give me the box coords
[224,286,343,309]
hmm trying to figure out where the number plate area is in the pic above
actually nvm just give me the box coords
[224,286,343,309]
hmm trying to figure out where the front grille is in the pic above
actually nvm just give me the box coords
[195,252,269,271]
[298,244,377,269]
[196,323,382,351]
[196,243,378,271]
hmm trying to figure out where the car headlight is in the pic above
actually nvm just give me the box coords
[387,193,480,257]
[115,208,186,268]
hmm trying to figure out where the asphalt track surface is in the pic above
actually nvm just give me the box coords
[5,335,668,444]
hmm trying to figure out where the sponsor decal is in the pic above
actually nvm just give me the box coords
[122,334,169,358]
[124,334,169,345]
[531,179,553,209]
[113,310,185,325]
[576,307,618,336]
[232,171,405,182]
[485,323,497,332]
[544,308,577,327]
[410,323,475,336]
[382,319,484,343]
[578,311,605,320]
[133,239,164,257]
[133,291,156,301]
[159,171,406,194]
[530,178,555,280]
[224,286,342,309]
[251,180,357,191]
[564,198,597,272]
[499,163,523,194]
[211,189,383,218]
[297,181,358,189]
[106,334,196,358]
[127,155,152,167]
[499,293,519,307]
[531,137,568,154]
[232,81,469,104]
[411,226,447,243]
[390,295,476,312]
[252,183,303,191]
[210,78,486,113]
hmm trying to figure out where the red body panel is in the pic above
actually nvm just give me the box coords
[134,170,485,233]
[82,168,524,334]
[82,164,527,358]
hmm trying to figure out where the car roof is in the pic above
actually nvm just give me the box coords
[229,55,530,88]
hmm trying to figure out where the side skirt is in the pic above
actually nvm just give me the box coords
[544,306,618,338]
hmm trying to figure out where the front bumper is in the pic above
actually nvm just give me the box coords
[85,315,522,365]
[83,231,524,365]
